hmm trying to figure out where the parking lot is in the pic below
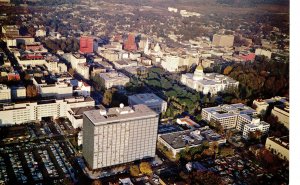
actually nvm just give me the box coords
[0,122,79,185]
[200,152,289,184]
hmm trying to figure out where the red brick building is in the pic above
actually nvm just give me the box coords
[123,33,137,51]
[80,36,94,54]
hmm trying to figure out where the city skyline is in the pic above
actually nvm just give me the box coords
[0,0,294,185]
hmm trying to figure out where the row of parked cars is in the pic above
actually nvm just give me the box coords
[38,149,59,178]
[0,156,8,184]
[51,141,77,182]
[24,152,43,181]
[9,153,28,184]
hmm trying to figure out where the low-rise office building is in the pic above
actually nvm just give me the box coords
[202,103,270,139]
[253,96,288,114]
[58,63,68,73]
[114,60,137,69]
[0,96,95,125]
[265,136,289,160]
[100,50,119,62]
[44,60,59,72]
[161,55,182,72]
[128,93,167,114]
[158,126,226,158]
[33,77,73,98]
[255,48,272,59]
[242,118,270,139]
[0,84,11,103]
[77,63,90,80]
[63,53,86,69]
[73,81,91,97]
[16,53,46,66]
[252,99,269,114]
[67,106,96,129]
[272,102,289,129]
[97,71,130,89]
[11,85,26,100]
[176,117,200,129]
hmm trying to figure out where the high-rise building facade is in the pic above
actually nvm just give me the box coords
[83,104,159,169]
[80,36,94,54]
[124,34,137,51]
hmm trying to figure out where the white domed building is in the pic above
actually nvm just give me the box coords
[192,65,204,81]
[181,65,239,94]
[143,39,163,57]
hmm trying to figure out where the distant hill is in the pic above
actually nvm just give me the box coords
[216,0,289,6]
[97,0,289,8]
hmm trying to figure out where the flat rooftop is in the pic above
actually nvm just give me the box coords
[159,127,224,149]
[84,104,158,125]
[245,121,269,128]
[268,136,289,149]
[274,104,289,113]
[99,71,129,81]
[158,124,183,134]
[73,53,85,59]
[0,96,94,109]
[71,106,97,115]
[129,93,165,105]
[203,103,257,119]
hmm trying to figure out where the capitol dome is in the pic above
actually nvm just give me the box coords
[193,65,204,80]
[154,43,161,53]
[195,65,203,71]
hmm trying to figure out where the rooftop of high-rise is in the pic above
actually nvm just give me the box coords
[84,104,158,125]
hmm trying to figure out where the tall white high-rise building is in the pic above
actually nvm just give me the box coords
[83,104,159,169]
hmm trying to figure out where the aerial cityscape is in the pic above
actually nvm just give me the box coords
[0,0,291,185]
